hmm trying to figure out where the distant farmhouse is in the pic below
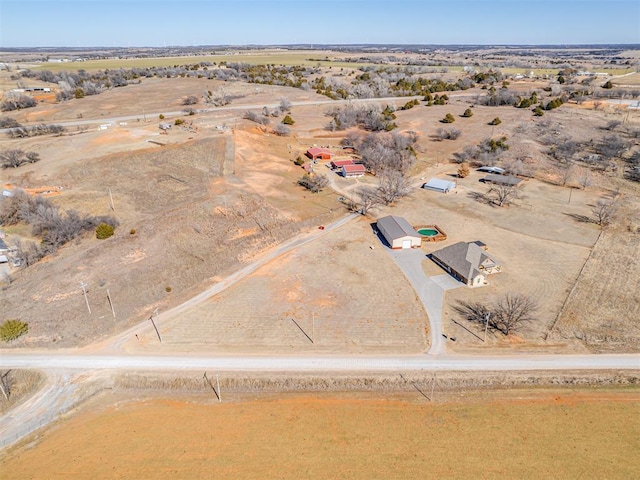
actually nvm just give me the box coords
[306,147,332,161]
[341,164,365,177]
[430,241,502,287]
[377,215,421,249]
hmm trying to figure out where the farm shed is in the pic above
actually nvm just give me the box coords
[341,164,366,177]
[306,147,332,161]
[377,215,421,249]
[481,174,522,186]
[477,166,505,175]
[422,178,456,193]
[430,241,502,287]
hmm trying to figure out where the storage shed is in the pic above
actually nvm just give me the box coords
[377,215,422,249]
[422,178,457,193]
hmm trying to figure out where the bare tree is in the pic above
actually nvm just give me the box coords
[357,186,381,215]
[559,163,574,186]
[487,184,519,207]
[279,97,292,112]
[377,171,412,205]
[0,370,14,400]
[182,95,198,105]
[492,293,538,335]
[298,173,329,193]
[592,198,617,226]
[272,124,290,136]
[578,167,593,190]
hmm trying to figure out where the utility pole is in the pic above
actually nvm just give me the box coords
[484,313,491,343]
[568,187,573,205]
[80,281,91,314]
[108,188,115,211]
[430,373,437,401]
[216,374,221,403]
[106,289,116,319]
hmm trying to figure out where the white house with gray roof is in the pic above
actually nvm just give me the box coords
[430,241,502,287]
[376,215,421,249]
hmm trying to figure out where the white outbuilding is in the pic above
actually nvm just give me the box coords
[422,178,457,193]
[376,215,422,249]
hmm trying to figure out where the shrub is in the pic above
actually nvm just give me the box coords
[273,124,291,136]
[441,113,456,123]
[159,114,165,120]
[282,115,295,125]
[489,117,502,126]
[457,163,470,178]
[298,173,329,193]
[294,155,305,166]
[130,228,136,235]
[165,286,172,293]
[96,222,115,239]
[462,108,473,117]
[174,118,184,126]
[0,319,28,342]
[533,106,545,116]
[602,80,613,89]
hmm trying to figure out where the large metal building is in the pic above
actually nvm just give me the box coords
[376,215,422,249]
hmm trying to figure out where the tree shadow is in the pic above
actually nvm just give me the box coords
[563,212,593,224]
[467,191,496,207]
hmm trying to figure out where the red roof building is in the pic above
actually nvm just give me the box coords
[306,147,332,160]
[341,164,366,177]
[330,159,354,169]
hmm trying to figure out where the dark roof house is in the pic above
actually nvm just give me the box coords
[480,174,522,186]
[430,241,502,287]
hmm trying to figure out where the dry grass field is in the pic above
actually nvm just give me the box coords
[2,387,639,480]
[135,217,428,354]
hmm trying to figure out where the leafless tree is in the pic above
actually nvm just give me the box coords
[377,171,412,205]
[435,127,461,141]
[493,293,538,335]
[559,163,574,186]
[279,97,292,112]
[488,184,520,207]
[182,95,198,105]
[357,186,381,215]
[0,370,14,400]
[592,198,617,226]
[298,173,329,193]
[272,124,290,136]
[453,144,480,164]
[578,167,593,190]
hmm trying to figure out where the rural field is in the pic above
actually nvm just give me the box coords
[2,386,639,479]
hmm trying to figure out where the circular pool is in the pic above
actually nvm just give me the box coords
[418,228,439,237]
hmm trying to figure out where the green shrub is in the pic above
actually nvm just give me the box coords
[441,113,456,123]
[282,115,295,125]
[462,108,473,118]
[159,114,165,120]
[130,228,136,235]
[489,117,502,126]
[174,118,184,126]
[96,222,115,239]
[533,106,545,116]
[165,286,172,293]
[294,156,305,166]
[602,80,613,89]
[0,319,28,342]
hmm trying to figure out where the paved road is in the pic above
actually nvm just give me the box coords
[1,352,638,372]
[384,247,455,355]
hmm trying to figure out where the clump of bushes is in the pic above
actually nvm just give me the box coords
[1,149,41,169]
[282,115,295,125]
[96,222,115,239]
[489,117,502,126]
[441,113,456,124]
[0,319,28,342]
[399,99,420,110]
[461,108,473,117]
[298,173,329,193]
[174,118,184,126]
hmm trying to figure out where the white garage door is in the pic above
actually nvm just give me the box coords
[402,239,412,249]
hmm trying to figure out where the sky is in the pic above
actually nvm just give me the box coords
[1,0,639,48]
